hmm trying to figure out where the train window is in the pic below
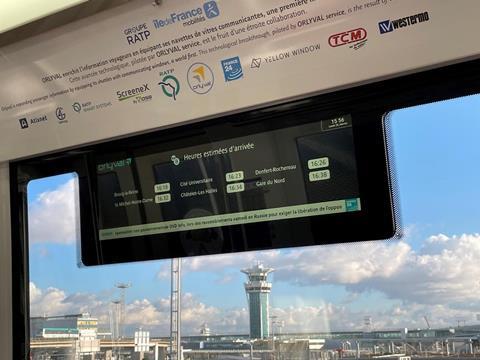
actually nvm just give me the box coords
[24,93,480,359]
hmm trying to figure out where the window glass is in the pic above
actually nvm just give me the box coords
[28,95,480,359]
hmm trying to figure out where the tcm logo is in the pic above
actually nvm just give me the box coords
[124,23,150,45]
[329,28,367,48]
[379,12,430,34]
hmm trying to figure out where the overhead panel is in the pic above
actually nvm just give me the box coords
[0,0,479,162]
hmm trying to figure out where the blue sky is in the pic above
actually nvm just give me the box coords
[27,94,480,335]
[391,94,480,239]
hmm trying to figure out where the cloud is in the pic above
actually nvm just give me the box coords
[26,176,480,328]
[29,282,106,319]
[173,240,411,296]
[267,234,480,306]
[273,241,411,285]
[184,250,281,273]
[28,178,79,244]
[29,281,248,336]
[157,250,282,284]
[124,292,246,335]
[156,263,170,280]
[125,299,166,328]
[175,233,480,309]
[173,240,412,288]
[216,274,235,284]
[30,277,480,337]
[345,234,480,305]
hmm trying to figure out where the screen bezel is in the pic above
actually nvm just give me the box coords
[15,94,396,266]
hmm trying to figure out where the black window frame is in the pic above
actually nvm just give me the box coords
[10,58,480,359]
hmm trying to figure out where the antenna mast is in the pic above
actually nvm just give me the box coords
[170,258,182,360]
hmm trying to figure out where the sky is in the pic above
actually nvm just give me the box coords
[27,94,480,336]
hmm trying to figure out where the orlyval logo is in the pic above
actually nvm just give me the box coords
[187,63,214,95]
[379,12,430,34]
[329,28,367,50]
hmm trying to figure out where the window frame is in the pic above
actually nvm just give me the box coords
[10,58,480,359]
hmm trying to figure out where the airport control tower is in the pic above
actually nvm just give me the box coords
[241,263,274,339]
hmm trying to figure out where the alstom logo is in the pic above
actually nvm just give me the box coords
[329,28,367,47]
[379,12,430,34]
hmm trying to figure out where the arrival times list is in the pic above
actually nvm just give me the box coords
[96,115,361,240]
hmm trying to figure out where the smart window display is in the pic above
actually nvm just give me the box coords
[96,115,361,240]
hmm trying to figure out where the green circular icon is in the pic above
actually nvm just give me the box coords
[159,75,180,100]
[72,102,81,113]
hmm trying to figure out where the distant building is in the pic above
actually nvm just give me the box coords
[30,313,98,339]
[200,323,211,336]
[241,263,274,339]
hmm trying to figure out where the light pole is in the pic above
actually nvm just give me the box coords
[270,315,278,351]
[270,316,284,360]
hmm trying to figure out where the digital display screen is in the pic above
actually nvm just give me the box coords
[96,115,361,241]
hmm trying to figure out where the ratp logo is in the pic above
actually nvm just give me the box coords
[203,1,219,19]
[159,75,180,101]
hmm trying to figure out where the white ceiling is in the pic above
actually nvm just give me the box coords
[0,0,89,34]
[0,0,130,47]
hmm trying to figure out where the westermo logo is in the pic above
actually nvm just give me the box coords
[379,12,430,34]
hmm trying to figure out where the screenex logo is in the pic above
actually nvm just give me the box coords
[329,28,367,50]
[153,1,219,29]
[379,12,430,34]
[116,84,152,104]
